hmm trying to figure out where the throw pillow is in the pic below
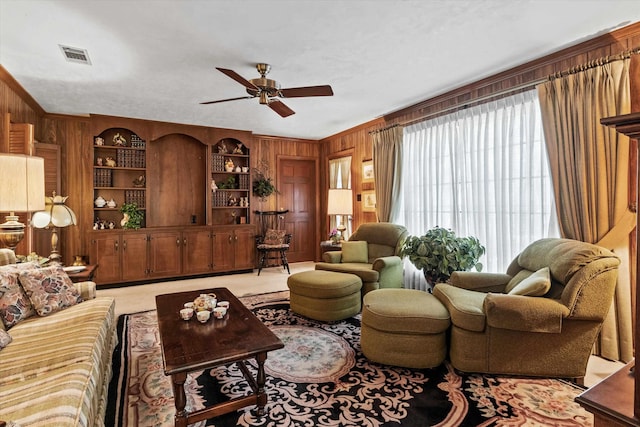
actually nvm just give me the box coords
[507,267,551,297]
[18,265,83,317]
[0,329,11,351]
[341,241,369,263]
[0,270,36,329]
[263,229,287,245]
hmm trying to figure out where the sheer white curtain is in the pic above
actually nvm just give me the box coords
[395,90,559,290]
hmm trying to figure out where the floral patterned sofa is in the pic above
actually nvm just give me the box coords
[0,249,117,426]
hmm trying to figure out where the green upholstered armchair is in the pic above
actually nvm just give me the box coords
[315,222,408,296]
[432,238,620,380]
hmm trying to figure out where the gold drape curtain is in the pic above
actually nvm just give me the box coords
[537,58,633,362]
[371,126,403,222]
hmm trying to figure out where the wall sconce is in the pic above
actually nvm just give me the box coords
[327,188,353,240]
[0,154,45,251]
[32,192,77,264]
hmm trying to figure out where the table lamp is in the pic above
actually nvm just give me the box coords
[0,154,46,251]
[32,192,77,264]
[327,188,353,240]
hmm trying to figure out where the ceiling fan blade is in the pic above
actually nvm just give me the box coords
[200,95,254,105]
[216,67,259,91]
[279,85,334,98]
[269,100,295,117]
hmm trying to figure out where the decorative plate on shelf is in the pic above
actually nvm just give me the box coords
[63,266,87,274]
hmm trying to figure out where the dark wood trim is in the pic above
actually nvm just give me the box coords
[0,65,46,116]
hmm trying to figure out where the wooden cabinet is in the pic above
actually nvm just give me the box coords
[182,228,214,275]
[148,230,182,279]
[90,230,148,284]
[212,225,255,272]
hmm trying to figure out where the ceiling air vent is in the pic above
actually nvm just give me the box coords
[59,45,91,65]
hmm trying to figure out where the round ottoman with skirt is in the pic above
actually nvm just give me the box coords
[361,288,450,368]
[287,270,362,321]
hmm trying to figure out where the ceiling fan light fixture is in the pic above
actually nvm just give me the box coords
[259,91,269,105]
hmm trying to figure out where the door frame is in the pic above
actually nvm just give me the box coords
[277,154,320,261]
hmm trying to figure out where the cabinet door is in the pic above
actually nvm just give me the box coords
[121,232,149,282]
[90,232,121,284]
[182,229,213,275]
[212,228,234,271]
[233,226,256,270]
[148,230,182,278]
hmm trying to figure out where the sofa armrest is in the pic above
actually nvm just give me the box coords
[484,293,569,333]
[449,271,512,292]
[372,256,404,288]
[73,281,97,300]
[322,251,342,263]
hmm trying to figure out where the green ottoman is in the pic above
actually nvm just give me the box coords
[361,288,450,368]
[287,270,362,321]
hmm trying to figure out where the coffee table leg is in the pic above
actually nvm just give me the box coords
[171,372,188,427]
[253,352,268,417]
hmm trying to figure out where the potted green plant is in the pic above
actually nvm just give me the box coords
[119,202,144,229]
[252,169,278,200]
[400,226,485,286]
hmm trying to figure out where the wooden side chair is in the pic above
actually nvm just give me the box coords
[255,210,291,276]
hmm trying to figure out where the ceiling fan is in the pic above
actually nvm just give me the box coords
[201,63,333,117]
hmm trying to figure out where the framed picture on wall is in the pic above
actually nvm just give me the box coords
[362,190,376,212]
[362,159,374,183]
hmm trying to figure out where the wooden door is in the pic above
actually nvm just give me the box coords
[278,158,317,262]
[148,230,182,278]
[212,227,234,271]
[121,231,149,282]
[90,232,121,284]
[233,225,256,270]
[182,228,213,275]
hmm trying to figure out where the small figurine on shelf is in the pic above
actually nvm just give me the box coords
[108,220,116,229]
[233,142,244,154]
[228,195,237,206]
[94,137,104,146]
[120,213,129,228]
[96,157,103,166]
[211,179,218,192]
[133,175,145,187]
[107,198,117,208]
[217,144,228,154]
[105,157,117,167]
[113,133,127,146]
[225,159,235,172]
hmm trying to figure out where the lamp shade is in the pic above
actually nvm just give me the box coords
[32,193,77,229]
[327,188,353,215]
[0,154,45,212]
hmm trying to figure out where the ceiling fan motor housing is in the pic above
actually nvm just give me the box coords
[247,77,280,102]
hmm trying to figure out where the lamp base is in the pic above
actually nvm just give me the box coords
[0,214,25,251]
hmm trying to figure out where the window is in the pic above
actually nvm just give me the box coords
[396,90,559,282]
[329,156,353,237]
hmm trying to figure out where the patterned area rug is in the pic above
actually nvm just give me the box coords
[106,291,593,426]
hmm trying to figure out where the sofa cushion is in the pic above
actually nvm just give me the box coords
[507,267,551,296]
[432,283,487,332]
[0,269,35,329]
[18,265,82,316]
[0,328,11,350]
[341,241,368,263]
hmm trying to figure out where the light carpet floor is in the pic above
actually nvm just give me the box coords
[96,261,623,388]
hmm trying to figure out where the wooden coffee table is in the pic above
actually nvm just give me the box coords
[155,287,284,427]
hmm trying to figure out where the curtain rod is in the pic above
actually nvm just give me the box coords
[392,47,639,129]
[368,123,400,135]
[397,79,546,127]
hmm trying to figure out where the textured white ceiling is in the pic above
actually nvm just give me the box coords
[1,0,639,140]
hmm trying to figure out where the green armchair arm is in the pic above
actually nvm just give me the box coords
[449,271,512,293]
[322,251,342,263]
[484,293,569,333]
[372,255,404,288]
